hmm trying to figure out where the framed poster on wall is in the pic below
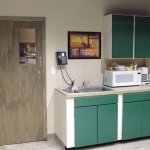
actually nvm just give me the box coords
[68,31,101,59]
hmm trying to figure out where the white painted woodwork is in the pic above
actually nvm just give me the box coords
[118,94,123,140]
[104,14,112,59]
[54,91,75,148]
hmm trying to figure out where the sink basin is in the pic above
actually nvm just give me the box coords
[77,86,112,93]
[63,86,112,93]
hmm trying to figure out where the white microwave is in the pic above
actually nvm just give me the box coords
[104,70,141,87]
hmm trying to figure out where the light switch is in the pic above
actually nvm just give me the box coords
[51,67,56,74]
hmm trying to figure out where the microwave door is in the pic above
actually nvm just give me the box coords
[114,72,134,87]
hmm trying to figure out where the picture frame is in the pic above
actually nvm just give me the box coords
[68,31,101,59]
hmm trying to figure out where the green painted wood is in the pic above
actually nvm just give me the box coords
[75,106,97,147]
[135,16,150,58]
[123,102,142,140]
[142,101,150,137]
[112,15,134,58]
[75,95,117,107]
[98,104,118,144]
[124,92,150,102]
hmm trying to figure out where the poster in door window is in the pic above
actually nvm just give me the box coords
[68,31,101,59]
[19,28,36,64]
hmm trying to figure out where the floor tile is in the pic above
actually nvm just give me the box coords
[1,136,150,150]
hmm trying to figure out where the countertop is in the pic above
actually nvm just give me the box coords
[55,85,150,98]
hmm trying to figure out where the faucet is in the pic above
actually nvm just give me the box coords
[69,79,79,93]
[82,80,90,87]
[70,79,76,87]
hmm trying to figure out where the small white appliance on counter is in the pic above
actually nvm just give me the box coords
[137,67,150,85]
[104,70,141,87]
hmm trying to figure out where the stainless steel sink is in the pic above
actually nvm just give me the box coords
[63,86,112,93]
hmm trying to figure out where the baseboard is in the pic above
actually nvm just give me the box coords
[47,133,65,149]
[47,133,55,138]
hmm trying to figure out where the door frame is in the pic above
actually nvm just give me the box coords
[0,16,47,138]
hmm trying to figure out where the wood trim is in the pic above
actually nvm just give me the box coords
[0,16,45,21]
[41,18,47,138]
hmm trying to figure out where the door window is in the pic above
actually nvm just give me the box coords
[19,28,36,64]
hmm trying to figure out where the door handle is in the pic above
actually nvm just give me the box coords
[37,70,41,74]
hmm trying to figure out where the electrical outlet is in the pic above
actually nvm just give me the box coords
[51,67,56,74]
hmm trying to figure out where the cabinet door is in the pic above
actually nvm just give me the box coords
[75,106,97,147]
[98,104,118,144]
[123,102,142,140]
[135,16,150,58]
[142,101,150,137]
[112,15,134,58]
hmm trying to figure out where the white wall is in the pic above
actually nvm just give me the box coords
[0,0,150,134]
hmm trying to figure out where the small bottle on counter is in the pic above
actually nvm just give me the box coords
[127,62,134,71]
[106,66,113,71]
[134,64,137,70]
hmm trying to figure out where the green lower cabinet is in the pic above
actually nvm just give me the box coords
[123,102,142,140]
[75,106,97,148]
[142,101,150,137]
[74,95,118,148]
[98,104,118,144]
[74,93,150,148]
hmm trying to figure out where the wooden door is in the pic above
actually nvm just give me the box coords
[0,19,46,145]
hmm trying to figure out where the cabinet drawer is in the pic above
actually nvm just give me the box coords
[75,95,118,107]
[124,92,150,102]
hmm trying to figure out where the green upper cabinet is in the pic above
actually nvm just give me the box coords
[112,15,134,58]
[104,14,134,58]
[135,16,150,58]
[104,14,150,58]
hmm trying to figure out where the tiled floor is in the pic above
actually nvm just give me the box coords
[79,139,150,150]
[0,135,64,150]
[1,136,150,150]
